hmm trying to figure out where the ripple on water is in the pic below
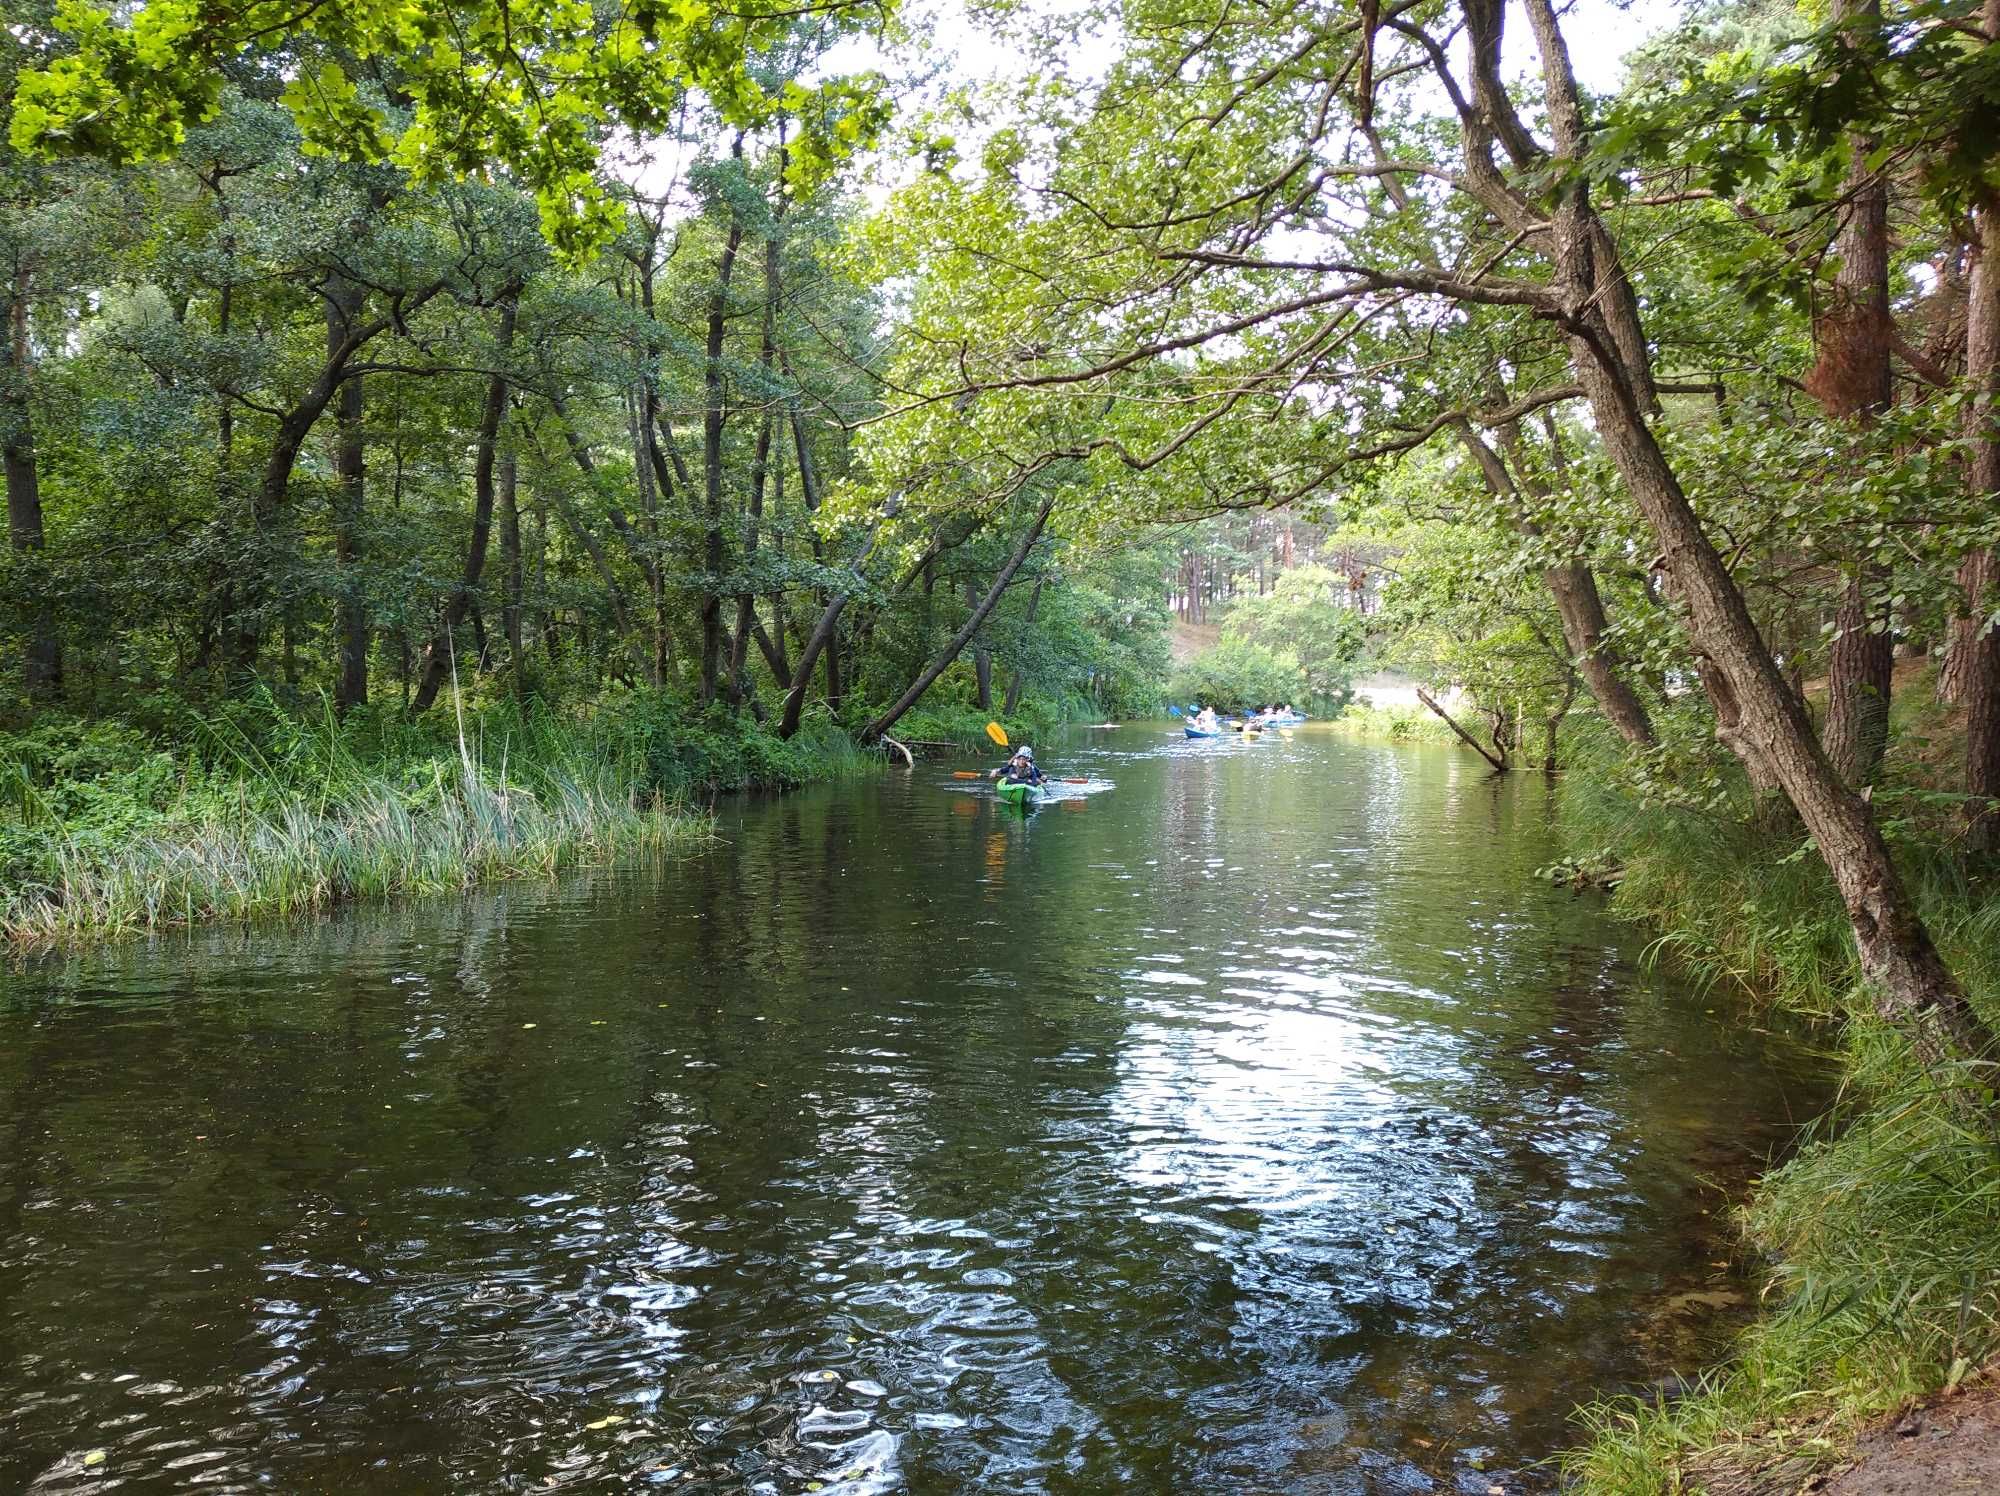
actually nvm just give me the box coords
[0,730,1827,1494]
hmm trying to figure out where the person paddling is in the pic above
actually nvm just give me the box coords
[990,746,1046,786]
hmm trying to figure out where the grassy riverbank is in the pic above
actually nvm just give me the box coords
[1558,694,2000,1491]
[1328,702,1459,743]
[0,692,872,947]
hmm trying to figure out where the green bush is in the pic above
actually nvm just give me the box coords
[1167,638,1304,713]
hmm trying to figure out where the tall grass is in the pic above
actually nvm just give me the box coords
[1556,710,2000,1493]
[0,695,719,946]
[1327,701,1459,742]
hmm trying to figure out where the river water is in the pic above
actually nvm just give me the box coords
[0,727,1824,1494]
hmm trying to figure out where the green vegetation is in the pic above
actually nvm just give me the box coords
[1327,703,1457,745]
[1558,676,2000,1489]
[1171,564,1366,712]
[7,0,2000,1480]
[0,696,740,944]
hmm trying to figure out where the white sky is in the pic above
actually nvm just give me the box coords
[804,0,1687,208]
[817,0,1684,106]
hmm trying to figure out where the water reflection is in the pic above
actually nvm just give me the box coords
[0,728,1823,1493]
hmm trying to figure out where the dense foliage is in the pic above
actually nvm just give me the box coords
[6,0,2000,1480]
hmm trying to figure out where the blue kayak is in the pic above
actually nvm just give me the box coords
[1184,725,1222,738]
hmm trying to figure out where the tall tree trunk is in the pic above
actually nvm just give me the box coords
[1003,576,1045,715]
[499,425,526,698]
[229,280,442,678]
[3,281,60,697]
[328,282,369,713]
[966,579,994,711]
[752,410,793,689]
[1811,0,1896,787]
[1455,419,1655,747]
[699,195,746,706]
[411,290,519,713]
[729,216,784,705]
[1520,0,1998,1086]
[777,519,884,739]
[1823,576,1894,787]
[1958,0,2000,855]
[862,496,1058,743]
[623,382,666,686]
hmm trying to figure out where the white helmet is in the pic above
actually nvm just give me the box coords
[1018,746,1034,759]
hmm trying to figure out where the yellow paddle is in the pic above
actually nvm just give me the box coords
[961,721,1012,782]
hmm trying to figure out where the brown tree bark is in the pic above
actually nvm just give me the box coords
[1810,0,1896,787]
[1453,418,1655,748]
[1950,0,2000,854]
[3,280,60,697]
[1516,0,1998,1083]
[410,291,520,713]
[328,280,369,713]
[861,496,1058,744]
[1823,575,1894,787]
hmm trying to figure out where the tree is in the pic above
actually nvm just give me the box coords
[8,0,892,258]
[851,0,2000,1088]
[1222,565,1366,710]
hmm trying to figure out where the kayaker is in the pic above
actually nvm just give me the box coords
[1195,705,1219,731]
[991,747,1046,786]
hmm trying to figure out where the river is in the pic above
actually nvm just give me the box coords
[0,726,1826,1493]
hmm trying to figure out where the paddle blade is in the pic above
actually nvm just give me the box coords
[952,771,984,779]
[985,721,1009,747]
[1167,705,1182,718]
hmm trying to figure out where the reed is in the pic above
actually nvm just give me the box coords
[0,697,711,947]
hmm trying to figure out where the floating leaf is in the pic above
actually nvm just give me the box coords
[584,1414,627,1431]
[82,1450,107,1466]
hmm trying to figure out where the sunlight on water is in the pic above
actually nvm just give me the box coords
[0,728,1826,1493]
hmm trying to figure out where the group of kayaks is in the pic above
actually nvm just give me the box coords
[1183,713,1306,740]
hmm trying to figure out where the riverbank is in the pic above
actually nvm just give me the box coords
[0,694,834,947]
[1556,698,2000,1492]
[0,690,1107,949]
[1328,701,1460,744]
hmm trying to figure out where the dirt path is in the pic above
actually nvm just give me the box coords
[1686,1372,2000,1494]
[1814,1377,2000,1495]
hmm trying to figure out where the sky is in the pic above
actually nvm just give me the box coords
[798,0,1690,209]
[818,0,1687,103]
[619,2,1692,222]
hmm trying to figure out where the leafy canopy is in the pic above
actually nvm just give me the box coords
[9,0,894,259]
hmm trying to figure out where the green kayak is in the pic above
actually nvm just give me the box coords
[994,779,1047,807]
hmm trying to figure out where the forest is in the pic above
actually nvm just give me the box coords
[4,0,2000,1488]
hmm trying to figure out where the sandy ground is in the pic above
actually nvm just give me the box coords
[1681,1370,2000,1495]
[1813,1377,2000,1495]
